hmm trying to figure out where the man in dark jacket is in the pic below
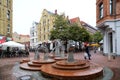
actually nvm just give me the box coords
[85,44,91,60]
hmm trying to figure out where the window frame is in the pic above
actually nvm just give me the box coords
[7,24,10,33]
[7,10,10,20]
[99,3,104,19]
[109,0,113,15]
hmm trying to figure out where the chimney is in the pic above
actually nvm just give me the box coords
[55,9,57,15]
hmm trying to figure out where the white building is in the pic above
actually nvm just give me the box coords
[96,0,120,55]
[30,22,38,48]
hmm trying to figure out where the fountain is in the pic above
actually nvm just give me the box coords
[20,43,55,71]
[40,40,103,80]
[17,40,114,80]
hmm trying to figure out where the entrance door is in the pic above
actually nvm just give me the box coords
[108,32,113,53]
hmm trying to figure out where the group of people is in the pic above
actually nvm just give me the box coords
[0,47,29,58]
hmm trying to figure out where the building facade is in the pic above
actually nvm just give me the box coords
[0,0,13,38]
[30,22,38,48]
[37,9,57,42]
[69,17,82,27]
[69,17,97,35]
[80,21,97,35]
[12,32,30,48]
[96,0,120,55]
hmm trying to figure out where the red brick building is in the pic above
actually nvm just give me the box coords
[96,0,120,24]
[96,0,120,55]
[69,17,82,26]
[69,17,97,35]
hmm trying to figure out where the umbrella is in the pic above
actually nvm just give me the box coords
[90,43,100,47]
[1,41,25,50]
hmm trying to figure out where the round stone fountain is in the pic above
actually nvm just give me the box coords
[41,59,103,80]
[40,40,103,80]
[19,40,104,80]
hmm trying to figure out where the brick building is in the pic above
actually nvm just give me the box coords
[96,0,120,55]
[69,17,97,35]
[69,17,82,27]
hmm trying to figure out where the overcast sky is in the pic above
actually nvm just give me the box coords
[13,0,96,35]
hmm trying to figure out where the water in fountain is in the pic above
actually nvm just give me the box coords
[34,45,40,60]
[50,39,65,58]
[54,39,61,57]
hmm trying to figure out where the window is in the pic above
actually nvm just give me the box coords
[7,10,10,20]
[32,39,34,43]
[44,35,45,40]
[0,0,1,4]
[6,0,9,7]
[7,24,10,33]
[48,19,49,25]
[43,20,46,26]
[48,34,50,40]
[0,8,1,18]
[99,3,103,18]
[44,27,45,32]
[48,26,50,32]
[110,0,113,15]
[32,32,34,37]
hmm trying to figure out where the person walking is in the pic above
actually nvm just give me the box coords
[84,43,91,60]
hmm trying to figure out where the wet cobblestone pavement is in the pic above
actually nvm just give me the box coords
[0,51,120,80]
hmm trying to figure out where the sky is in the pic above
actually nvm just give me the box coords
[13,0,96,35]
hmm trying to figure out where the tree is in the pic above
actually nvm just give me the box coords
[68,23,90,42]
[50,15,91,42]
[93,31,103,43]
[50,15,69,40]
[79,27,91,42]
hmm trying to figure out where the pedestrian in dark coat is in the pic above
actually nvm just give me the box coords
[84,44,91,60]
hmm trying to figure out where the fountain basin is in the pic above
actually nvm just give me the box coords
[20,59,55,71]
[28,62,42,67]
[20,63,41,71]
[41,60,103,80]
[52,60,90,70]
[32,59,55,64]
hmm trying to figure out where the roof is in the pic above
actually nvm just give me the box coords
[47,11,54,14]
[80,21,97,31]
[19,34,30,37]
[43,9,56,15]
[69,17,80,24]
